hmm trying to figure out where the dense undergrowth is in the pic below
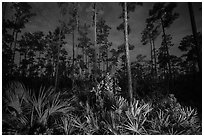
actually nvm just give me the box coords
[2,74,202,135]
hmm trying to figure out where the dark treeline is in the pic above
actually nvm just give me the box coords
[2,2,202,135]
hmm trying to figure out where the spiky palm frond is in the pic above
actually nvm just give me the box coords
[60,114,76,135]
[47,92,75,128]
[175,107,201,134]
[149,102,201,135]
[2,82,31,134]
[112,96,128,115]
[3,81,28,115]
[28,86,75,126]
[28,87,53,125]
[72,116,87,134]
[101,110,123,135]
[122,99,152,135]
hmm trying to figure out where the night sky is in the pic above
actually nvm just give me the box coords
[5,2,202,63]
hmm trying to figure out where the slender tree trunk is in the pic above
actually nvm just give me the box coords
[10,17,18,49]
[83,48,85,65]
[149,37,153,75]
[87,56,89,74]
[72,29,75,67]
[85,53,88,73]
[76,4,79,66]
[152,39,157,78]
[106,46,109,72]
[161,17,172,93]
[10,16,19,72]
[124,2,133,107]
[188,2,202,73]
[98,54,100,73]
[93,3,98,81]
[55,28,61,92]
[12,32,18,66]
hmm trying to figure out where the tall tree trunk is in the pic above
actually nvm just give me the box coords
[149,37,153,75]
[10,17,18,49]
[55,29,61,92]
[152,39,157,78]
[87,56,89,74]
[72,29,75,67]
[98,54,101,71]
[161,17,172,94]
[93,3,98,81]
[85,52,88,73]
[106,46,109,72]
[124,2,133,107]
[83,48,85,66]
[12,32,18,66]
[10,16,18,73]
[188,2,202,73]
[76,4,79,66]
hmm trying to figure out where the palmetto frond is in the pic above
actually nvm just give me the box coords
[3,81,28,115]
[48,92,74,116]
[122,99,152,135]
[60,114,76,135]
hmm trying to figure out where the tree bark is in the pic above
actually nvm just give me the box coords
[55,29,61,92]
[149,37,153,75]
[12,32,18,66]
[124,2,133,107]
[152,39,157,78]
[72,29,75,67]
[106,45,109,72]
[93,3,98,81]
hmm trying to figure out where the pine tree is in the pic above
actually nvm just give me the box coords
[124,2,133,107]
[149,2,179,93]
[188,2,201,73]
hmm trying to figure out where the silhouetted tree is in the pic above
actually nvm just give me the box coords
[10,2,35,65]
[149,2,179,93]
[78,23,92,74]
[158,34,174,80]
[124,2,133,106]
[141,17,160,79]
[188,2,202,73]
[2,18,15,78]
[97,18,111,73]
[118,2,142,104]
[66,3,79,67]
[179,32,202,73]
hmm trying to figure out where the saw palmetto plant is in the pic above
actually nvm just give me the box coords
[2,78,202,135]
[2,82,75,134]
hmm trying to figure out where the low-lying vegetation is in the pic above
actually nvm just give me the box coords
[2,74,201,135]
